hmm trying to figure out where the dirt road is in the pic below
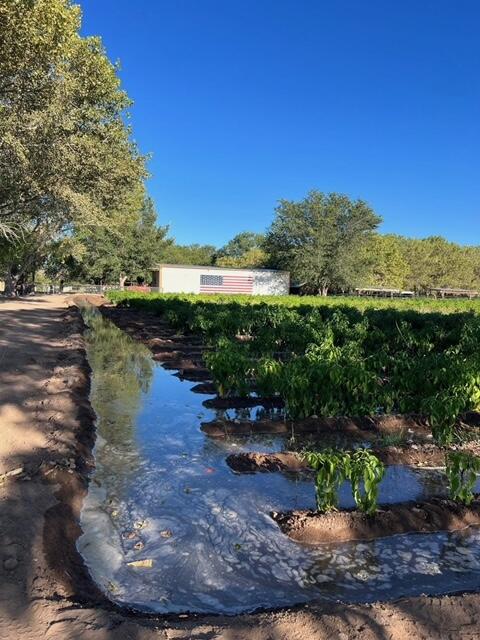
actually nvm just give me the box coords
[1,295,479,639]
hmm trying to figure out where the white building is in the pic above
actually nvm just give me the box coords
[151,264,290,296]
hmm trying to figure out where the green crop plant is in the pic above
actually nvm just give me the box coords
[346,449,385,514]
[106,292,480,435]
[446,451,480,505]
[255,357,283,397]
[203,338,252,397]
[305,449,384,514]
[304,450,349,512]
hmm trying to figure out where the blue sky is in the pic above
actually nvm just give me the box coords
[80,0,480,247]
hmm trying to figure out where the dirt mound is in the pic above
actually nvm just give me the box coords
[272,497,480,544]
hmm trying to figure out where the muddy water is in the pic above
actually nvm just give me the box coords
[78,306,480,614]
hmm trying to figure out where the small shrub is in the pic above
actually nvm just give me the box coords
[204,338,252,397]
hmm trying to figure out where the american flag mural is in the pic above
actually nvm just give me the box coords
[200,273,254,294]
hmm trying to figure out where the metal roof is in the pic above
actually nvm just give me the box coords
[152,263,289,275]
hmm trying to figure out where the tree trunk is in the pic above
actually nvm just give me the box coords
[319,285,329,297]
[119,274,128,290]
[4,270,18,297]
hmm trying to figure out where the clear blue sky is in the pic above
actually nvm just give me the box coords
[80,0,480,248]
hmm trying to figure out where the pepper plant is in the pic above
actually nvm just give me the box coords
[346,449,385,514]
[305,448,385,514]
[446,451,480,505]
[304,449,349,512]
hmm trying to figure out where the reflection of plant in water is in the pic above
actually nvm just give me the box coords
[302,543,382,587]
[82,307,154,494]
[410,468,447,499]
[446,451,480,505]
[305,449,384,514]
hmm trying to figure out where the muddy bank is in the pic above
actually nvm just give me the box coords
[228,451,312,473]
[201,413,433,439]
[226,443,480,474]
[0,296,118,639]
[272,496,480,544]
[40,306,115,608]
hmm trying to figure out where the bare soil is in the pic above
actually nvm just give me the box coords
[3,295,479,639]
[226,443,480,474]
[271,496,480,544]
[271,497,480,545]
[201,414,433,439]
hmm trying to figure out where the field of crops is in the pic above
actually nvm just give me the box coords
[99,289,480,604]
[107,291,480,446]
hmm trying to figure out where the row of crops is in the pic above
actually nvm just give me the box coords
[106,291,480,445]
[305,449,480,515]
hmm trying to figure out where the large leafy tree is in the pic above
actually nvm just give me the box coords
[216,231,266,268]
[161,243,217,266]
[402,237,478,292]
[53,196,171,286]
[0,0,146,292]
[358,234,410,289]
[264,191,381,294]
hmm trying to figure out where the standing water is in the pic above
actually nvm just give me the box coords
[78,305,480,614]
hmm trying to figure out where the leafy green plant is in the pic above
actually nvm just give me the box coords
[204,338,252,397]
[446,451,480,505]
[255,357,283,397]
[106,291,480,434]
[304,450,349,512]
[305,448,384,514]
[377,430,407,447]
[346,449,385,514]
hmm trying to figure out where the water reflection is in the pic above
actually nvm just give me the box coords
[82,306,154,496]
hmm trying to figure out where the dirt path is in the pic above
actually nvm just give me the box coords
[1,295,480,639]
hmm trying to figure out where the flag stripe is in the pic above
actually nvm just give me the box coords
[200,273,254,293]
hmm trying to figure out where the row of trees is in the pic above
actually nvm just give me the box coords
[6,183,480,293]
[214,194,480,295]
[262,192,480,294]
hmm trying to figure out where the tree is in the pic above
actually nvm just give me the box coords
[58,195,170,286]
[464,246,480,290]
[264,191,381,295]
[0,0,146,292]
[161,243,217,266]
[358,234,410,289]
[216,231,266,268]
[217,232,264,259]
[401,237,477,292]
[216,247,267,268]
[0,230,49,293]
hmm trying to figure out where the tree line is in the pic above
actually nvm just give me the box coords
[45,190,480,295]
[215,194,480,295]
[1,2,478,295]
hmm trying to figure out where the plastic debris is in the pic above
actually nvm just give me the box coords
[127,558,154,568]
